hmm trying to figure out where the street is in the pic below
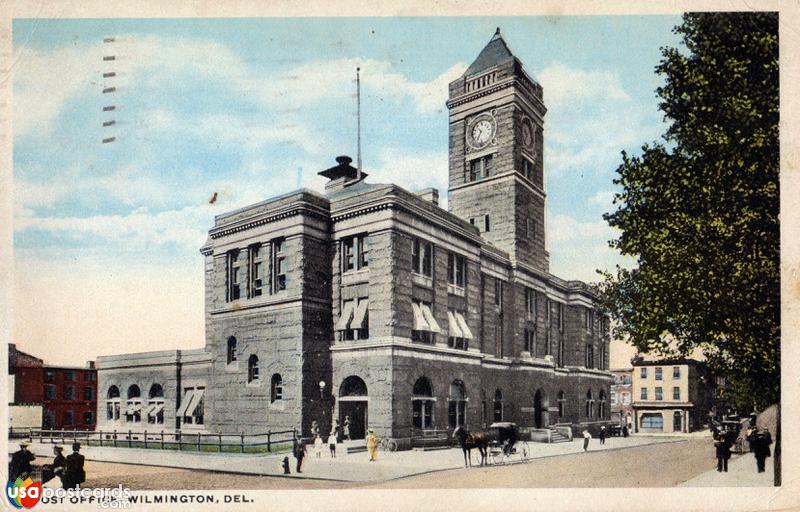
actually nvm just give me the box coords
[77,437,768,490]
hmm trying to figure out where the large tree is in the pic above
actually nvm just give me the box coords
[600,12,779,411]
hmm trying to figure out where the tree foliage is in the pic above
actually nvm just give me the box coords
[599,13,779,411]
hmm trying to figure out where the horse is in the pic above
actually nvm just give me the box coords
[453,426,491,467]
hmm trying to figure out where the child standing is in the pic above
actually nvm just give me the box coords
[314,435,323,458]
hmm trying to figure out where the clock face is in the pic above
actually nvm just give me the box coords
[468,116,495,148]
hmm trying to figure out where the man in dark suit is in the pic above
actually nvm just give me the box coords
[42,445,66,484]
[8,442,35,481]
[62,442,86,489]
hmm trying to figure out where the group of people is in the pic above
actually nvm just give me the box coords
[286,416,356,474]
[712,424,773,474]
[581,424,629,452]
[8,441,86,489]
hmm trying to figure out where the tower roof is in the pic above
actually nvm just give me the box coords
[464,28,516,76]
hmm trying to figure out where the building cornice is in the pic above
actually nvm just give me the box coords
[446,77,546,115]
[208,202,329,240]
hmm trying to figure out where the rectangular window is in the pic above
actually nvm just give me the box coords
[673,386,681,400]
[342,234,370,273]
[558,302,564,331]
[85,371,96,381]
[525,328,536,355]
[249,244,263,297]
[655,387,663,401]
[412,238,433,277]
[521,157,534,180]
[273,239,286,292]
[83,411,94,425]
[622,393,631,405]
[65,385,75,401]
[673,366,681,379]
[494,279,503,310]
[495,323,503,358]
[65,371,75,381]
[611,392,618,405]
[84,387,94,401]
[526,288,537,319]
[447,253,466,287]
[447,309,471,350]
[338,297,370,341]
[484,215,491,232]
[226,250,241,301]
[64,410,74,426]
[469,218,476,227]
[45,385,56,400]
[411,300,439,344]
[467,154,494,182]
[546,299,552,355]
[586,344,594,369]
[640,387,648,400]
[640,367,648,379]
[45,370,55,382]
[655,367,663,380]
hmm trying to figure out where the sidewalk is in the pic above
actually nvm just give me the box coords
[18,434,684,484]
[678,452,775,487]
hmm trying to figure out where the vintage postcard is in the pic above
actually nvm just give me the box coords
[1,1,797,511]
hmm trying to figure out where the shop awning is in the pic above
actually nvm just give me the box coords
[412,302,430,331]
[351,299,369,329]
[455,311,473,340]
[184,389,204,417]
[447,311,463,338]
[151,403,165,416]
[420,303,441,333]
[175,390,196,417]
[334,301,355,331]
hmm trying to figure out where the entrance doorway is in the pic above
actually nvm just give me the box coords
[534,389,547,428]
[673,411,683,432]
[339,376,369,440]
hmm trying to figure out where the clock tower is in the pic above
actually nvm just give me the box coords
[446,28,549,272]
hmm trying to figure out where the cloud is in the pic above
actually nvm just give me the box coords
[547,213,611,243]
[366,148,450,205]
[538,63,629,108]
[589,190,617,210]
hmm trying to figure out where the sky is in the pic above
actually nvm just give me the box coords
[12,16,684,366]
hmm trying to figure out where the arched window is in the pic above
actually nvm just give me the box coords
[412,377,434,429]
[340,376,368,397]
[248,355,260,383]
[271,374,283,403]
[493,389,504,422]
[147,384,164,425]
[585,389,594,419]
[448,380,467,428]
[148,384,163,399]
[227,336,237,364]
[557,390,566,418]
[126,385,142,423]
[106,386,121,421]
[598,390,607,419]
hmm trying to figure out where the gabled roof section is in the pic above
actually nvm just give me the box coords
[465,27,516,76]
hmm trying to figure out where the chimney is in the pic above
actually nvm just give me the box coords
[318,155,368,194]
[415,188,439,206]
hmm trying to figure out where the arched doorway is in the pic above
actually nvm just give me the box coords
[412,377,434,429]
[533,389,547,428]
[339,376,368,440]
[448,380,467,428]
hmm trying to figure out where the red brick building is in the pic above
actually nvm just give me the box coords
[8,344,98,430]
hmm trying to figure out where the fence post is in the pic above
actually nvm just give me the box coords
[144,430,148,449]
[240,432,244,453]
[196,433,201,452]
[267,431,271,452]
[218,433,222,453]
[161,431,165,450]
[100,429,103,447]
[128,430,132,448]
[28,428,33,443]
[178,432,183,452]
[113,430,117,447]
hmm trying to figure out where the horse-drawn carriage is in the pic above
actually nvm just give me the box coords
[453,422,530,467]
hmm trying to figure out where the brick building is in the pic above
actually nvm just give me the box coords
[610,368,633,428]
[8,344,98,430]
[97,29,613,444]
[631,358,715,433]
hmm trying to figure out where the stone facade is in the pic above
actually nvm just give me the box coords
[95,29,613,444]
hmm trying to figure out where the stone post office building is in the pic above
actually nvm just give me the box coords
[97,29,613,444]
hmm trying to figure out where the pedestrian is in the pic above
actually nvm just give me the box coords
[751,428,773,473]
[599,426,606,445]
[42,446,66,485]
[311,420,319,438]
[367,429,379,462]
[714,434,731,472]
[622,425,629,437]
[8,442,35,481]
[582,430,592,452]
[295,438,307,473]
[344,416,351,441]
[314,435,323,458]
[328,431,337,458]
[62,442,86,489]
[282,456,291,475]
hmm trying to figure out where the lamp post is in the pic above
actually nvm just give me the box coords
[319,381,327,435]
